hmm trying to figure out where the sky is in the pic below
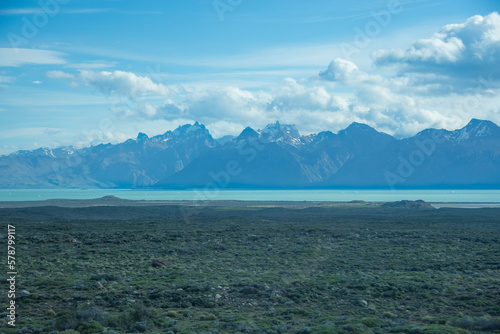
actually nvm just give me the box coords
[0,0,499,155]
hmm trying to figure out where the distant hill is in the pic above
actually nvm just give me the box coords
[381,200,435,210]
[1,119,499,189]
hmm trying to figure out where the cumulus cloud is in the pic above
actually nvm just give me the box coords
[102,64,494,139]
[137,102,158,117]
[204,120,246,139]
[319,58,361,82]
[374,12,500,79]
[269,77,351,113]
[316,52,500,135]
[46,70,75,80]
[79,70,172,96]
[0,48,66,67]
[40,12,500,141]
[180,86,271,123]
[46,69,174,97]
[313,14,500,136]
[139,78,356,135]
[154,102,185,120]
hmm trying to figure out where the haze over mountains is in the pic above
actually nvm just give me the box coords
[1,119,499,189]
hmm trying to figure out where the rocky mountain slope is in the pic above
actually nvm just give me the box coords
[1,119,499,189]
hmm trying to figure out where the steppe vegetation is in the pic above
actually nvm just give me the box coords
[0,201,499,333]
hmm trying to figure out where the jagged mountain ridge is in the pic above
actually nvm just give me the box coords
[0,119,499,189]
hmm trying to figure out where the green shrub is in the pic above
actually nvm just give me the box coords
[76,306,107,325]
[422,325,470,334]
[383,312,395,319]
[423,317,449,325]
[130,302,159,322]
[310,324,337,333]
[359,318,382,328]
[46,309,57,317]
[131,321,148,333]
[107,313,127,329]
[451,316,500,331]
[77,320,104,334]
[340,323,369,334]
[166,310,178,318]
[55,312,78,330]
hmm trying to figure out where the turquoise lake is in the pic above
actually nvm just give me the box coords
[0,189,499,202]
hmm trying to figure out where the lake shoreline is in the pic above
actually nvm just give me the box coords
[1,189,499,203]
[0,196,500,209]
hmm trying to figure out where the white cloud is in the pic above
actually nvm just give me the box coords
[0,75,15,83]
[79,70,172,96]
[0,48,66,67]
[46,70,75,80]
[47,69,174,97]
[313,12,500,136]
[204,121,246,139]
[0,75,15,89]
[136,79,357,136]
[377,37,465,64]
[65,61,117,69]
[137,102,158,117]
[182,86,270,123]
[59,61,494,140]
[269,77,350,112]
[317,56,500,137]
[374,12,500,79]
[319,58,361,82]
[36,13,500,143]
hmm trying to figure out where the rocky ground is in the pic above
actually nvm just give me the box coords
[0,200,499,333]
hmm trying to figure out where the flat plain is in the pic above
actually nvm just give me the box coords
[0,199,499,334]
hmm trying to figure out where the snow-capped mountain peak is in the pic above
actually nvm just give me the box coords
[258,121,302,146]
[448,119,499,142]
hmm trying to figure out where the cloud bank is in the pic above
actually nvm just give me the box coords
[0,48,66,67]
[43,13,500,141]
[374,12,500,79]
[46,69,174,97]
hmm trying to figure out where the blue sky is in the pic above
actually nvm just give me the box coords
[0,0,499,155]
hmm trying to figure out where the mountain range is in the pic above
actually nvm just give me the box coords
[1,119,499,189]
